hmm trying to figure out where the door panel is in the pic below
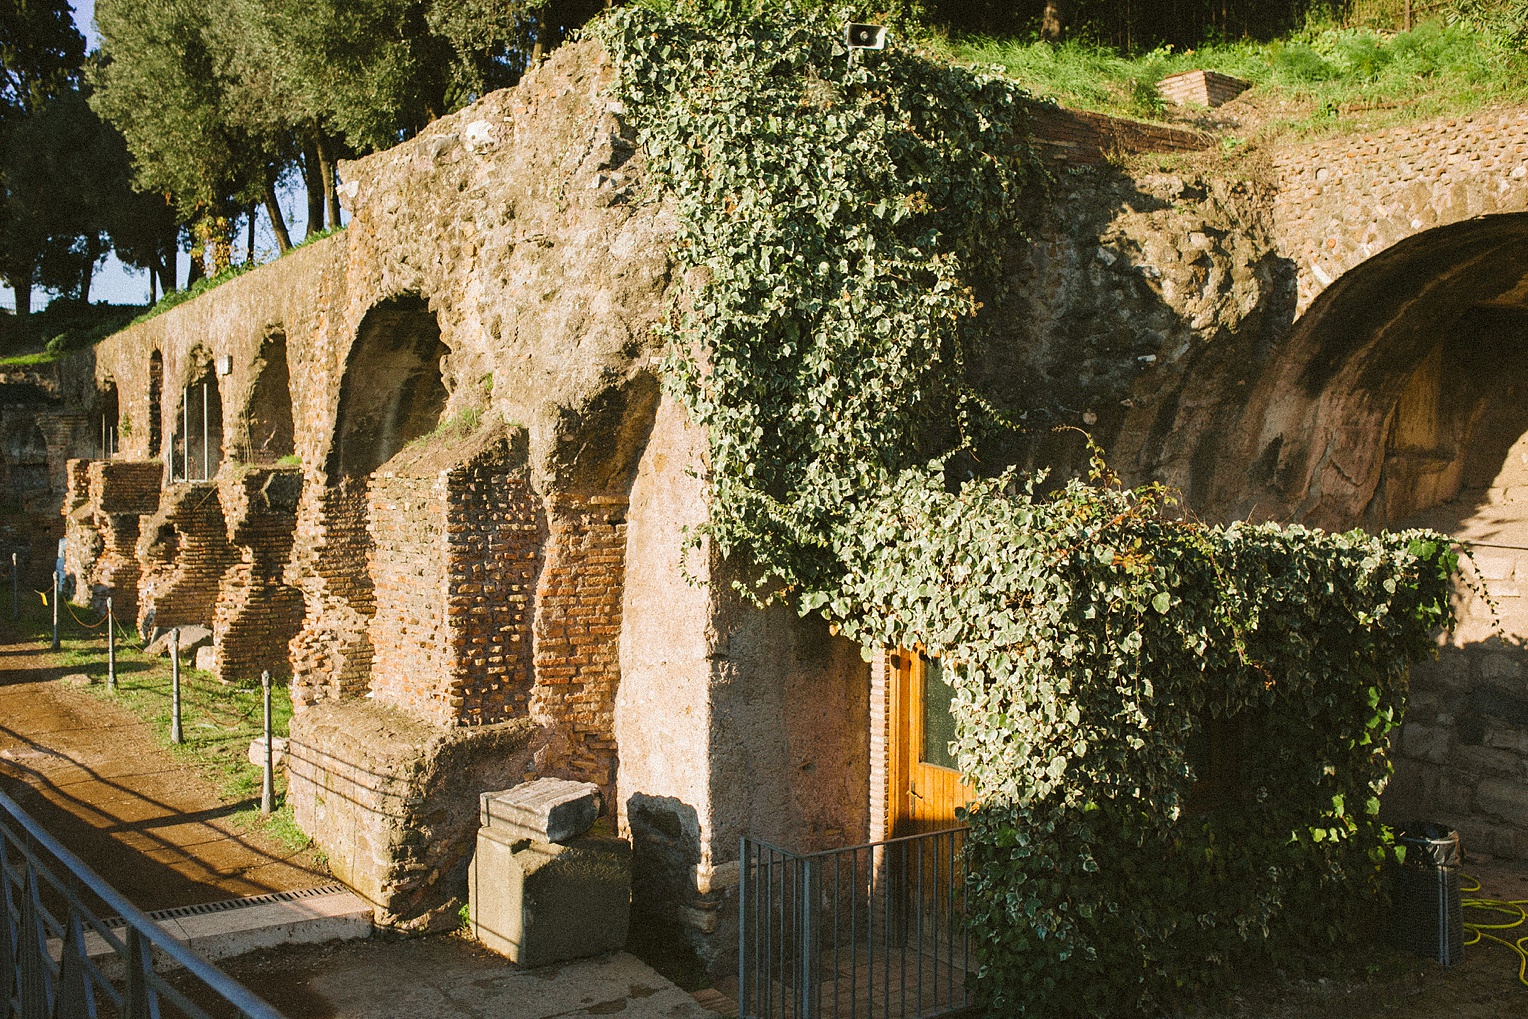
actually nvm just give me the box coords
[889,650,976,836]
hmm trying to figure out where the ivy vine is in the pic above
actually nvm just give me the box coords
[595,5,1460,1014]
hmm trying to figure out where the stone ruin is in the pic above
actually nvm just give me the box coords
[4,38,1528,972]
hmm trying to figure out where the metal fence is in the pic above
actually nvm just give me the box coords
[739,827,971,1019]
[0,789,283,1019]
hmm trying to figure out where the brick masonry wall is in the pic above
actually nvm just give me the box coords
[64,460,163,617]
[213,467,305,683]
[529,493,628,798]
[367,436,544,725]
[1028,104,1211,167]
[290,479,376,706]
[135,481,237,633]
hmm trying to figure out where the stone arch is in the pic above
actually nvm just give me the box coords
[1207,212,1528,529]
[1203,211,1528,861]
[234,330,296,464]
[147,350,163,461]
[326,295,449,478]
[169,356,225,483]
[290,293,450,706]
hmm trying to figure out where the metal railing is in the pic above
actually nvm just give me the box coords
[740,827,971,1019]
[0,789,283,1019]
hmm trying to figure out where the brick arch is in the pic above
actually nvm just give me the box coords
[1271,109,1528,318]
[233,328,296,464]
[1209,212,1528,528]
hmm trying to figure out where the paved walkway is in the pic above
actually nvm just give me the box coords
[200,939,716,1019]
[0,631,327,909]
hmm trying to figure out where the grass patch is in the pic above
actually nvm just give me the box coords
[0,302,145,366]
[0,596,314,856]
[934,18,1528,136]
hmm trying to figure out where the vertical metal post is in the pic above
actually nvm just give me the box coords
[170,628,183,744]
[799,855,818,1019]
[738,838,749,1019]
[202,382,209,480]
[107,597,116,692]
[11,553,17,620]
[261,670,275,815]
[50,571,60,650]
[182,388,190,483]
[102,416,107,460]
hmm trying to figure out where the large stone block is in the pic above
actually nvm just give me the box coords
[480,777,600,842]
[287,699,543,930]
[468,825,631,967]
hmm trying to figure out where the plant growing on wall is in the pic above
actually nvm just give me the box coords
[596,5,1459,1014]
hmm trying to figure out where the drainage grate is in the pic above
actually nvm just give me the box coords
[104,884,350,928]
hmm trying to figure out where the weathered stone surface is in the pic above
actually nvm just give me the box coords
[145,625,212,657]
[467,825,631,967]
[287,699,542,930]
[480,777,600,843]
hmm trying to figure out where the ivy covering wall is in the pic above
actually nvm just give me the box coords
[595,4,1460,1014]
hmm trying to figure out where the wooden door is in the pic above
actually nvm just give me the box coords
[889,650,976,836]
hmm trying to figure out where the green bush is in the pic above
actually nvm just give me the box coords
[596,8,1459,1014]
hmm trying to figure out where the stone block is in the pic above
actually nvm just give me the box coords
[468,825,630,967]
[194,646,217,671]
[1476,777,1528,822]
[480,777,601,842]
[1400,722,1450,764]
[146,625,212,657]
[248,736,289,769]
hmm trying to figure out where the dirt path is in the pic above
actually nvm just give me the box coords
[0,635,327,910]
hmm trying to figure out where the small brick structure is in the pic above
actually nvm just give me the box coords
[136,481,237,635]
[1156,68,1251,109]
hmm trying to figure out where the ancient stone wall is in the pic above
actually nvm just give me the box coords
[136,482,236,633]
[367,430,543,726]
[212,466,304,683]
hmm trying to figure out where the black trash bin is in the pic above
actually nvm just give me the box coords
[1394,821,1464,968]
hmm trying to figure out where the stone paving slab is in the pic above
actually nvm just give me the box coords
[211,937,719,1019]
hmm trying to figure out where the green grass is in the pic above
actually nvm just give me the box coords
[1,595,313,854]
[934,18,1528,136]
[0,302,145,367]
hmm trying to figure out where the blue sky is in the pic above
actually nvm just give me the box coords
[1,1,313,311]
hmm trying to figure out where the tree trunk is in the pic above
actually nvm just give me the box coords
[159,222,178,295]
[301,131,326,236]
[1041,1,1067,41]
[315,130,343,230]
[12,279,31,317]
[532,5,549,64]
[150,267,157,305]
[246,203,256,264]
[263,179,293,253]
[186,242,204,288]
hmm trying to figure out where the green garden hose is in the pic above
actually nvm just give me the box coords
[1461,873,1528,987]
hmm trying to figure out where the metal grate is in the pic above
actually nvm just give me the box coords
[100,883,349,927]
[739,827,971,1019]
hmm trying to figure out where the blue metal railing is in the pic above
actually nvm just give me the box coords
[0,789,283,1019]
[739,827,971,1019]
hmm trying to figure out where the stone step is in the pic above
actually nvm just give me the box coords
[51,885,372,979]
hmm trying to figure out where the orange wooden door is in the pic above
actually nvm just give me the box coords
[889,650,976,836]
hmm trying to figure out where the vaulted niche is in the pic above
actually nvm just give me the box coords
[329,294,449,478]
[148,351,164,460]
[97,379,119,459]
[170,360,225,482]
[236,331,296,464]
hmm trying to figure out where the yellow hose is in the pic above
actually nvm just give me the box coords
[1461,873,1528,987]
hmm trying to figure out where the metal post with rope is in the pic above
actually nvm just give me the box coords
[261,670,274,816]
[107,596,117,692]
[50,570,59,650]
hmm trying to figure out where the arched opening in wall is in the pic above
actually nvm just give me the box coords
[148,351,163,461]
[97,379,119,459]
[328,295,449,478]
[236,330,296,464]
[169,360,225,482]
[1216,212,1528,859]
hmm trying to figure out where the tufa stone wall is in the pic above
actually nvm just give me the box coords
[287,699,541,929]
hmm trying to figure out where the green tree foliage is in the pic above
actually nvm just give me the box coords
[0,0,86,314]
[925,0,1340,50]
[595,8,1460,1012]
